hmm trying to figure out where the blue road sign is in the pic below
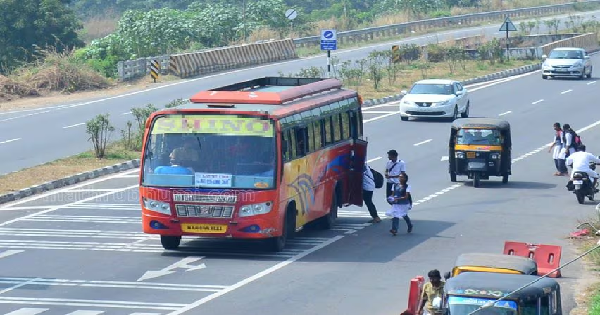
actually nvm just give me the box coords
[320,29,337,51]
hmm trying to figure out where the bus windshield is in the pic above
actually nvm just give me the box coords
[457,128,501,145]
[141,114,276,189]
[448,297,517,315]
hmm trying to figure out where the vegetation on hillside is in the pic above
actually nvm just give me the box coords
[0,0,597,104]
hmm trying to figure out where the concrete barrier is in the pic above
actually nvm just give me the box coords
[169,39,298,79]
[540,32,600,55]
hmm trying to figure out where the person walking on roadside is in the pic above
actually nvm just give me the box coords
[417,270,445,315]
[363,162,381,223]
[562,123,577,158]
[386,173,413,236]
[385,149,406,198]
[548,122,568,176]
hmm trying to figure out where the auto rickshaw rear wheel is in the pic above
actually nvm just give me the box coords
[450,172,457,182]
[502,174,509,184]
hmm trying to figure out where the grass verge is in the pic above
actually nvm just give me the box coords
[569,222,600,315]
[349,59,539,101]
[0,142,140,196]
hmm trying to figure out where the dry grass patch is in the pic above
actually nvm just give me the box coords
[0,144,140,196]
[355,59,539,100]
[80,10,120,44]
[568,232,600,315]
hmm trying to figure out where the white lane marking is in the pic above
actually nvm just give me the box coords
[137,257,207,282]
[0,138,20,145]
[411,184,462,206]
[0,277,227,292]
[362,110,399,114]
[367,157,382,163]
[0,250,23,259]
[67,189,121,192]
[0,278,42,295]
[414,139,432,146]
[532,99,544,105]
[587,81,597,85]
[0,297,185,310]
[498,111,511,116]
[5,308,48,315]
[364,112,399,122]
[561,89,572,94]
[1,168,139,208]
[166,236,344,315]
[441,156,449,161]
[0,184,138,227]
[62,123,85,129]
[467,71,539,92]
[362,103,401,110]
[64,311,104,315]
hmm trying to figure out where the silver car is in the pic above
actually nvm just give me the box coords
[541,47,593,79]
[399,79,470,121]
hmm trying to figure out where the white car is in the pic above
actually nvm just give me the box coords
[399,79,470,121]
[541,47,593,79]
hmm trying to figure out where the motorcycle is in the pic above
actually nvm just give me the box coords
[566,160,600,204]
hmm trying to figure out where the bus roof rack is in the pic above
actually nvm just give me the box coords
[189,77,343,105]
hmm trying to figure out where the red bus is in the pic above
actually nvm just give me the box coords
[139,77,368,251]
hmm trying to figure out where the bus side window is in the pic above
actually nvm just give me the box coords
[288,130,297,160]
[294,126,308,157]
[323,116,333,145]
[309,119,322,151]
[349,110,358,139]
[341,111,350,139]
[282,131,291,161]
[332,113,342,142]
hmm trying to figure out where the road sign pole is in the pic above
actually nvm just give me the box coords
[327,50,331,78]
[505,26,509,61]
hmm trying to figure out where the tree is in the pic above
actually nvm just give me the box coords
[0,0,84,74]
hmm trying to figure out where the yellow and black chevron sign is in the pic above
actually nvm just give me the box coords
[150,60,160,82]
[392,45,400,63]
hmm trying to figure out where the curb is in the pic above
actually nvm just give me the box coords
[0,159,140,205]
[362,62,542,107]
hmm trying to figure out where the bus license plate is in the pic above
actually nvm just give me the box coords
[181,223,227,233]
[573,180,583,185]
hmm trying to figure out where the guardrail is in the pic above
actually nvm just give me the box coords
[540,32,600,55]
[115,0,600,81]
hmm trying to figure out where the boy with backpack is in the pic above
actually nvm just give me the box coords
[363,162,382,223]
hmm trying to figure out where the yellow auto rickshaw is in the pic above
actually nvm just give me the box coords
[441,272,562,315]
[445,253,538,279]
[449,118,512,187]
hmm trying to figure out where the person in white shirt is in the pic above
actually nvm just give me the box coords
[385,149,406,198]
[363,163,381,223]
[565,145,600,190]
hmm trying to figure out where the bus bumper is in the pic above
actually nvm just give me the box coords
[142,214,282,239]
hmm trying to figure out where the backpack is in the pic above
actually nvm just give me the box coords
[569,130,582,149]
[370,168,384,189]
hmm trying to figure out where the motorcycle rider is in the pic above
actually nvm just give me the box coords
[565,145,600,192]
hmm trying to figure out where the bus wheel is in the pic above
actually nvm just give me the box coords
[160,236,181,250]
[268,213,289,252]
[320,190,338,229]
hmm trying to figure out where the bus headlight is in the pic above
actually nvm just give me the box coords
[239,202,273,217]
[490,153,500,160]
[143,198,171,215]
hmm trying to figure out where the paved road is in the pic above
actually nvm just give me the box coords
[0,62,598,314]
[1,10,600,175]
